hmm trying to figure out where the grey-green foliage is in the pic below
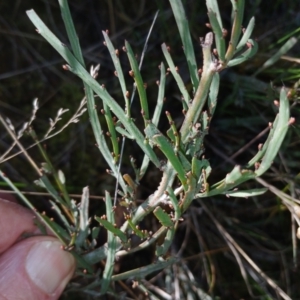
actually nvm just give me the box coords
[0,0,291,296]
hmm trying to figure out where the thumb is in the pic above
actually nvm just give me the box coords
[0,236,76,300]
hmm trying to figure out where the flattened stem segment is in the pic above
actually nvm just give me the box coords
[180,32,217,143]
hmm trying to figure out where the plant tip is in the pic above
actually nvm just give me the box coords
[288,117,295,125]
[222,28,228,37]
[62,64,71,71]
[246,41,253,48]
[297,227,300,239]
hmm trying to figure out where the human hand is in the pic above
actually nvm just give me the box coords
[0,195,76,300]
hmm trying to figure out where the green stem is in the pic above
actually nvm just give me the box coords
[26,9,160,170]
[225,0,245,62]
[180,32,216,143]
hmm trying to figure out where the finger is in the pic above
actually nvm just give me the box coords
[0,236,75,300]
[0,191,18,203]
[0,198,39,253]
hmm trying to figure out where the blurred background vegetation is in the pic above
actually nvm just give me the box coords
[1,0,300,299]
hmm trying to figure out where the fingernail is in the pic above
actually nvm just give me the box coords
[25,240,75,294]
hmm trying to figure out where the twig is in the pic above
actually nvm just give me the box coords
[200,200,292,300]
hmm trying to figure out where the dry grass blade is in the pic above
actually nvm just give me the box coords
[200,200,292,300]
